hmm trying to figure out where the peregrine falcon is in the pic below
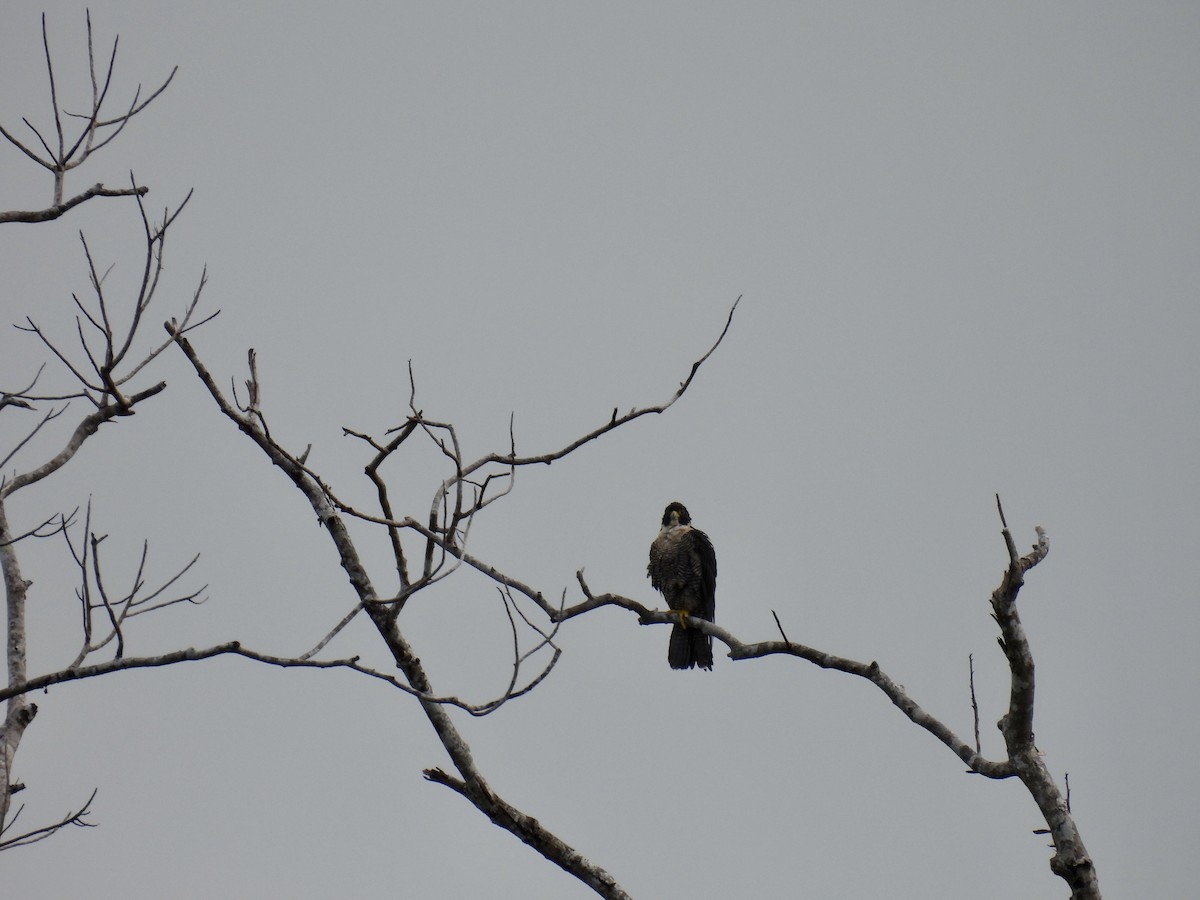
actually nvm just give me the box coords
[648,501,717,670]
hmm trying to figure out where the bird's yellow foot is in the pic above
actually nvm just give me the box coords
[674,609,691,629]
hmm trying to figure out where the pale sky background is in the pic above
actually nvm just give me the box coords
[2,3,1198,898]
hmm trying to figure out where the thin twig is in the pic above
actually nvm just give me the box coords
[771,609,791,645]
[0,788,98,850]
[969,653,981,756]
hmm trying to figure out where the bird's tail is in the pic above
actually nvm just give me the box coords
[669,624,713,670]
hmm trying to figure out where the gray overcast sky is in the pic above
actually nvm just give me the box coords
[2,2,1197,897]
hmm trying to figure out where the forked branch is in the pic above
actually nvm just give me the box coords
[60,502,207,668]
[0,12,176,211]
[559,505,1098,899]
[1,12,203,854]
[0,788,98,850]
[465,295,740,474]
[160,298,741,900]
[318,299,741,608]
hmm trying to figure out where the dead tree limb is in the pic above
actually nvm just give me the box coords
[1,13,204,849]
[167,325,635,898]
[553,507,1099,899]
[0,788,97,850]
[162,299,739,899]
[0,183,148,224]
[990,497,1097,898]
[0,12,176,213]
[0,640,553,715]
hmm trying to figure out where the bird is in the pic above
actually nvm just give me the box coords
[647,501,717,670]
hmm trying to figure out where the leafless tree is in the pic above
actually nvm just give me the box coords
[165,300,1099,898]
[0,12,205,849]
[4,15,1100,900]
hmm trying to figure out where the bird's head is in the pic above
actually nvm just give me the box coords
[661,501,692,527]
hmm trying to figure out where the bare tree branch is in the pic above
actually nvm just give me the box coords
[0,639,551,717]
[989,497,1096,898]
[423,767,633,900]
[295,300,741,621]
[159,298,747,899]
[0,788,97,850]
[297,601,364,661]
[1,13,204,851]
[0,511,70,548]
[563,570,1015,777]
[557,507,1099,899]
[0,183,148,224]
[0,404,68,474]
[462,295,741,475]
[969,653,981,756]
[53,504,208,669]
[0,381,166,499]
[0,13,175,209]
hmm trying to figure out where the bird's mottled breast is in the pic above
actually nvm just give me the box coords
[649,525,696,584]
